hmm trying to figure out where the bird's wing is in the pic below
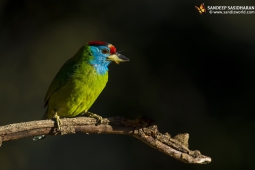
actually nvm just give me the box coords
[44,58,76,107]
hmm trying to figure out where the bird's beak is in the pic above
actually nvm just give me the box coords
[107,53,129,64]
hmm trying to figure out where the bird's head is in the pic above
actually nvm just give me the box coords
[88,41,129,75]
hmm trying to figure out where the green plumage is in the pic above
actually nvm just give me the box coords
[43,44,107,119]
[33,41,129,140]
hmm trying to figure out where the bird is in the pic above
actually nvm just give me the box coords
[33,41,129,140]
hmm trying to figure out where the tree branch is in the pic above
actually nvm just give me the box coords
[0,116,211,164]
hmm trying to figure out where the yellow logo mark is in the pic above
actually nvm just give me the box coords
[195,3,206,15]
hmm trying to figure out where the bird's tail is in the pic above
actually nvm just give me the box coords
[32,110,48,141]
[33,135,46,141]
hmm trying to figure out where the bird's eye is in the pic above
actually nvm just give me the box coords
[101,49,109,54]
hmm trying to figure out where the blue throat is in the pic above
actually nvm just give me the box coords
[89,46,111,75]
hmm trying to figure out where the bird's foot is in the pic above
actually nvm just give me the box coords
[53,112,61,131]
[83,111,103,125]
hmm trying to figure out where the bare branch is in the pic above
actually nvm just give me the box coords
[0,116,211,164]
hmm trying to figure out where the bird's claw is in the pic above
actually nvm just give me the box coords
[85,111,103,125]
[53,112,61,131]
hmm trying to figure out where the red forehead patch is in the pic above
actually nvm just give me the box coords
[88,41,107,46]
[88,41,116,54]
[88,41,108,46]
[108,44,116,54]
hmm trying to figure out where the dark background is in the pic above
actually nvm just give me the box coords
[0,0,255,169]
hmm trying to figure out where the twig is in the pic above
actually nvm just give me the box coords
[0,116,211,164]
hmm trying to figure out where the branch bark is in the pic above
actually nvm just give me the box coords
[0,116,211,164]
